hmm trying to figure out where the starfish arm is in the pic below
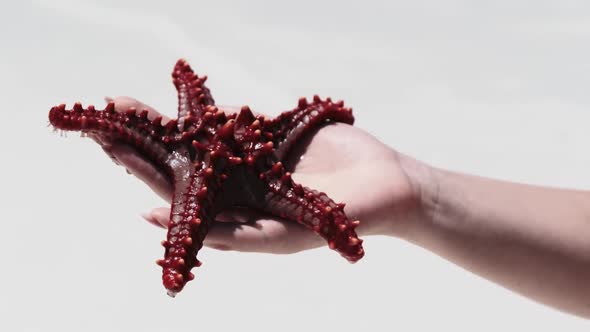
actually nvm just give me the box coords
[158,156,221,296]
[49,102,175,167]
[267,96,354,161]
[260,163,364,262]
[172,59,215,131]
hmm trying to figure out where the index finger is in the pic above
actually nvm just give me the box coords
[107,96,173,123]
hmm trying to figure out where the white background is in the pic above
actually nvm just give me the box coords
[2,0,589,331]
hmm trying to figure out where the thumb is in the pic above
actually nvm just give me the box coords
[140,207,324,254]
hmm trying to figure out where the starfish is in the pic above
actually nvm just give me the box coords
[48,59,364,296]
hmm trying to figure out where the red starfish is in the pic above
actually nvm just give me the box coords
[48,59,364,296]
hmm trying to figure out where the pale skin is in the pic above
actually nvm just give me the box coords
[99,97,590,319]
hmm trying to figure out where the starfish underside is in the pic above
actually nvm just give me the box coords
[48,59,365,296]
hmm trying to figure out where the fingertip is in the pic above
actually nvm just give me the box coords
[141,211,165,229]
[141,207,170,228]
[151,207,170,224]
[216,105,241,114]
[109,96,171,122]
[110,96,143,113]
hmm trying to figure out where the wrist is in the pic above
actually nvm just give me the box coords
[394,153,441,239]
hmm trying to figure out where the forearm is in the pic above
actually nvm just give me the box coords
[399,157,590,318]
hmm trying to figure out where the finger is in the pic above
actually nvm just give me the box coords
[141,206,261,228]
[205,219,324,254]
[141,207,170,228]
[216,105,241,114]
[140,206,324,253]
[99,96,175,201]
[108,96,172,123]
[111,143,173,202]
[88,133,120,165]
[217,105,269,119]
[89,135,173,201]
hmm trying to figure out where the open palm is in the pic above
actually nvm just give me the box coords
[100,97,418,254]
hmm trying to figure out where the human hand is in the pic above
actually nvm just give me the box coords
[96,97,426,254]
